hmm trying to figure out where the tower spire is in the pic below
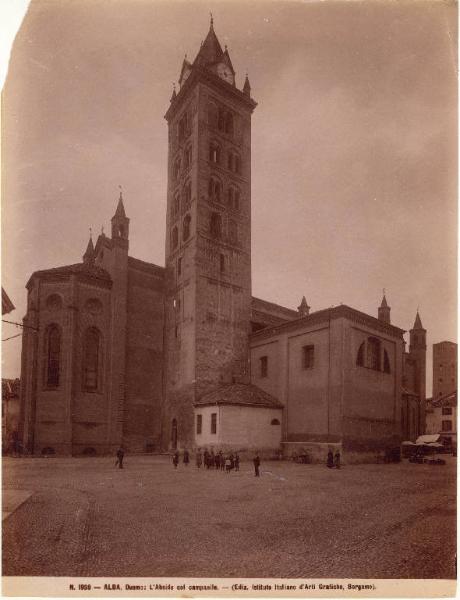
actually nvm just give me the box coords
[111,187,130,242]
[297,296,310,318]
[378,289,391,324]
[83,229,95,264]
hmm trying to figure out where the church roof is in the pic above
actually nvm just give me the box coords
[195,383,283,409]
[28,262,112,287]
[251,303,406,341]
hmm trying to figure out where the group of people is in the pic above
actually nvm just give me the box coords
[326,449,341,469]
[172,448,262,476]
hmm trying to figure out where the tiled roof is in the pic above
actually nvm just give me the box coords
[30,262,111,283]
[195,383,283,409]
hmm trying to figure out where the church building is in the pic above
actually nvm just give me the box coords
[18,19,426,461]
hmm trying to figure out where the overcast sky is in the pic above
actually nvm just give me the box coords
[2,0,457,392]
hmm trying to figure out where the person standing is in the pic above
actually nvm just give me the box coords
[234,453,240,472]
[219,450,225,471]
[203,449,209,469]
[253,454,260,477]
[173,451,179,469]
[326,449,334,468]
[196,449,203,469]
[215,452,220,470]
[183,449,190,466]
[115,446,125,469]
[334,450,341,469]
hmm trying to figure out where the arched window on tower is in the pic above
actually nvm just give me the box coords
[171,226,178,251]
[183,181,192,210]
[184,144,192,169]
[225,112,234,135]
[210,212,222,239]
[83,327,101,392]
[208,102,218,128]
[228,219,238,244]
[182,214,191,241]
[173,157,181,181]
[173,193,180,217]
[208,177,222,203]
[45,325,61,387]
[209,142,221,164]
[227,187,234,208]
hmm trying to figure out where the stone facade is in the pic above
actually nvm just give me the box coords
[18,20,426,460]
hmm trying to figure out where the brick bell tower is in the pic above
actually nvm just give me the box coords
[162,17,257,449]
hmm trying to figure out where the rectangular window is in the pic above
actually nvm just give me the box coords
[196,414,202,435]
[260,356,268,378]
[302,345,315,369]
[442,420,452,431]
[211,413,217,434]
[442,407,452,416]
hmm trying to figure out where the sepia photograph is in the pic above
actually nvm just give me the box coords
[1,0,457,595]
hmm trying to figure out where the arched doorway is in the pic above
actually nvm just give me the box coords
[171,418,178,450]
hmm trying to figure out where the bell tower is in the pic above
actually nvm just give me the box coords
[162,18,257,449]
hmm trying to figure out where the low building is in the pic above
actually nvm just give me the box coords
[426,391,457,449]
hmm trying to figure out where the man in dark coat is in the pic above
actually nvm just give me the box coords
[253,454,260,477]
[183,449,190,466]
[334,450,341,469]
[115,446,125,469]
[326,449,334,468]
[173,451,179,468]
[219,450,225,471]
[234,453,240,471]
[196,449,203,469]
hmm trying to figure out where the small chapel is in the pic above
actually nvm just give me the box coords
[18,19,426,461]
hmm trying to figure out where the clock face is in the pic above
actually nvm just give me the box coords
[217,63,234,84]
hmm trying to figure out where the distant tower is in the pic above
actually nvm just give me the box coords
[409,310,427,435]
[162,18,257,449]
[111,190,130,245]
[297,296,310,318]
[378,292,391,324]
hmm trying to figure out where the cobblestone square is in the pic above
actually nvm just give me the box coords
[2,455,456,579]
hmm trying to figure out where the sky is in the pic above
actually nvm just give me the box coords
[2,0,457,394]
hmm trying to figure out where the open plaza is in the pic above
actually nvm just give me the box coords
[2,454,456,579]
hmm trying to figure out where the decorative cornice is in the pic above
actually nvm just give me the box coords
[165,66,257,122]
